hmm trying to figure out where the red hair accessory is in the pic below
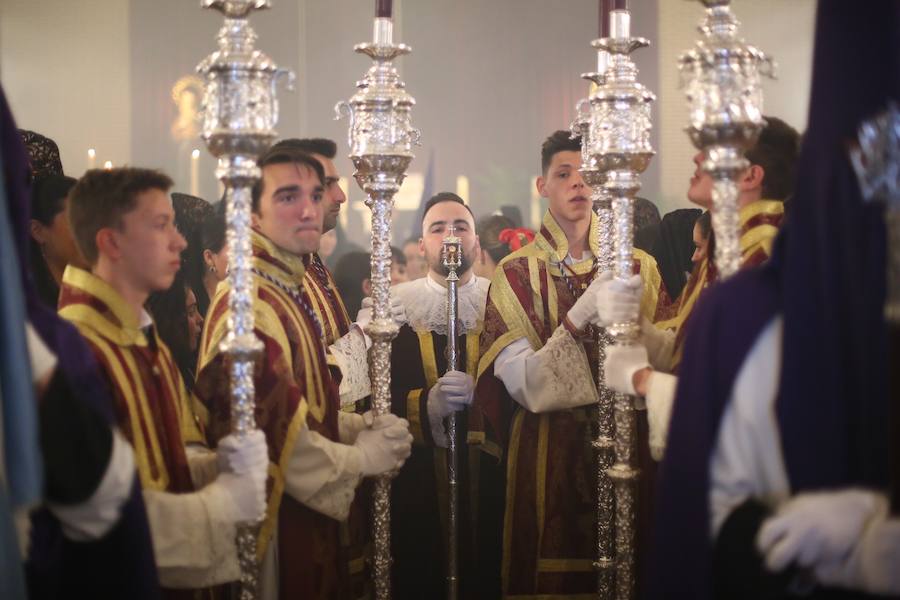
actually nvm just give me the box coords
[498,227,535,252]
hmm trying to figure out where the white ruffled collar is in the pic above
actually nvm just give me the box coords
[392,272,490,335]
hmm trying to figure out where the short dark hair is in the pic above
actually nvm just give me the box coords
[391,245,406,266]
[201,207,227,254]
[31,173,76,225]
[541,130,582,174]
[421,192,474,224]
[251,147,326,213]
[68,167,173,265]
[476,214,516,264]
[271,138,337,160]
[746,116,801,201]
[696,211,712,239]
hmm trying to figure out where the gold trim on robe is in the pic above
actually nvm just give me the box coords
[656,199,785,371]
[195,229,343,561]
[476,209,667,597]
[58,266,196,494]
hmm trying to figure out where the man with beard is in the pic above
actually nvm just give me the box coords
[473,131,665,597]
[388,192,502,598]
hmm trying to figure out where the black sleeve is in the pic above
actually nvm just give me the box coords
[39,368,113,505]
[713,498,799,600]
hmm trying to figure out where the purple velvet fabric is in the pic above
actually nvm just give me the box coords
[1,86,161,599]
[646,2,899,599]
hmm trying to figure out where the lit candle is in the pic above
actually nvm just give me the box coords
[375,0,391,18]
[103,161,113,170]
[455,175,470,203]
[87,148,96,170]
[530,176,542,229]
[191,149,200,197]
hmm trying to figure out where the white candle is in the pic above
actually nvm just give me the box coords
[530,176,542,229]
[191,149,200,197]
[87,148,96,170]
[455,175,470,203]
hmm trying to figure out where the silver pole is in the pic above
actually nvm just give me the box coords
[197,1,294,598]
[441,227,463,600]
[336,15,419,600]
[570,51,615,597]
[589,9,655,599]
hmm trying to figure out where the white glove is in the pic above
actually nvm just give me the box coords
[756,489,885,573]
[427,371,475,422]
[216,430,269,475]
[566,273,609,331]
[597,272,642,327]
[603,344,650,395]
[358,295,407,328]
[200,466,268,524]
[814,495,898,595]
[353,414,413,476]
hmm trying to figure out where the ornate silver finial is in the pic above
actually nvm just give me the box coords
[197,2,293,598]
[587,8,655,600]
[335,12,418,600]
[679,0,775,278]
[572,42,617,600]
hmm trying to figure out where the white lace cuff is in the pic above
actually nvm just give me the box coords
[283,426,362,521]
[330,328,371,409]
[645,371,677,461]
[495,326,598,414]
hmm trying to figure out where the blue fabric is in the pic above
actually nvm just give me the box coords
[0,137,42,512]
[647,2,899,599]
[0,488,27,600]
[0,113,41,600]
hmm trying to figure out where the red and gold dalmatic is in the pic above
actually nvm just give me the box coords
[57,266,205,600]
[657,199,785,371]
[302,250,371,600]
[302,252,352,347]
[473,210,665,598]
[194,230,344,600]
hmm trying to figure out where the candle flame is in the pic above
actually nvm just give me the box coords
[192,149,201,159]
[87,148,96,158]
[103,161,113,170]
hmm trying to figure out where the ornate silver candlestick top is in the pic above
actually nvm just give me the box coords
[588,9,655,600]
[571,48,617,600]
[679,0,774,278]
[335,14,419,600]
[197,2,293,598]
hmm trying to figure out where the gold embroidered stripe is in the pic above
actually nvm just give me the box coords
[406,389,425,444]
[502,409,525,596]
[77,328,168,491]
[536,558,596,573]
